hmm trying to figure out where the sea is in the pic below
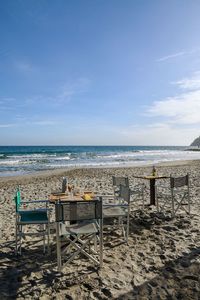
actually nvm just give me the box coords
[0,145,200,177]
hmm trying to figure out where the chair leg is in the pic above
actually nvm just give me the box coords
[19,225,22,255]
[155,187,159,212]
[188,188,191,216]
[142,190,144,209]
[43,224,46,254]
[15,223,18,255]
[47,208,51,254]
[126,208,130,244]
[171,191,175,218]
[100,219,103,268]
[120,218,125,240]
[47,223,50,254]
[56,223,62,271]
[126,222,129,244]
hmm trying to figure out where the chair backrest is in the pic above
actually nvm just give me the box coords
[55,199,102,222]
[170,174,189,189]
[119,185,131,204]
[112,176,129,187]
[14,187,21,212]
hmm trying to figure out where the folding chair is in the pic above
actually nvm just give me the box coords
[103,185,131,243]
[55,198,103,272]
[156,173,190,218]
[113,176,145,209]
[112,176,129,200]
[14,187,50,255]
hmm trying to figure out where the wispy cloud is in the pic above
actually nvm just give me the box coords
[0,123,17,128]
[127,71,200,145]
[0,119,58,128]
[117,123,199,146]
[16,115,59,126]
[156,47,200,62]
[0,97,16,104]
[0,77,91,116]
[147,72,200,125]
[0,97,18,111]
[156,51,186,62]
[148,90,200,124]
[24,77,91,106]
[57,78,91,103]
[14,60,34,73]
[172,71,200,90]
[30,120,57,126]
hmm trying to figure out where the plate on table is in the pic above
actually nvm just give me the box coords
[83,191,94,196]
[51,192,67,197]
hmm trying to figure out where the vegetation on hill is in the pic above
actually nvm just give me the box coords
[190,136,200,147]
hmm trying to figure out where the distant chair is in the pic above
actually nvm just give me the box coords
[112,176,145,210]
[103,185,131,243]
[112,176,129,199]
[55,198,103,272]
[156,173,191,218]
[14,187,50,255]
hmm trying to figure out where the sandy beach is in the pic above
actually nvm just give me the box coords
[0,160,200,299]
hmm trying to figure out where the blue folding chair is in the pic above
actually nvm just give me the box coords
[14,187,50,255]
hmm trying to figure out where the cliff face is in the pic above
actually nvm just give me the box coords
[190,136,200,147]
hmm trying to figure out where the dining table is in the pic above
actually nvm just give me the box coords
[49,191,96,203]
[133,175,169,205]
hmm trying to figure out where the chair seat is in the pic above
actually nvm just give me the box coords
[60,221,98,236]
[18,210,48,223]
[157,189,188,197]
[103,206,127,218]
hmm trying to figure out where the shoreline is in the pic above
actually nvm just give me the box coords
[0,158,200,184]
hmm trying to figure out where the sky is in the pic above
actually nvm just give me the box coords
[1,0,200,146]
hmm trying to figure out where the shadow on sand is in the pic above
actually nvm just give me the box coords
[0,211,200,299]
[0,239,98,299]
[113,246,200,299]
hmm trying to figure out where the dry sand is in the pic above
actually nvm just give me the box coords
[0,160,200,299]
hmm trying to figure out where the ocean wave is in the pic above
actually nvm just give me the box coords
[0,160,22,165]
[1,146,200,176]
[52,155,71,161]
[7,153,53,159]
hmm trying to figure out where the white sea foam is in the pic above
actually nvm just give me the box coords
[7,154,51,159]
[0,160,22,165]
[1,148,200,176]
[53,156,71,160]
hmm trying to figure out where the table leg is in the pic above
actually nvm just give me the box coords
[150,179,156,205]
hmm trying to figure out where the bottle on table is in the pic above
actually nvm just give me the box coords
[152,166,156,176]
[62,177,68,193]
[68,184,74,196]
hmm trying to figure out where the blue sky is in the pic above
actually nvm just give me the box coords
[1,0,200,146]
